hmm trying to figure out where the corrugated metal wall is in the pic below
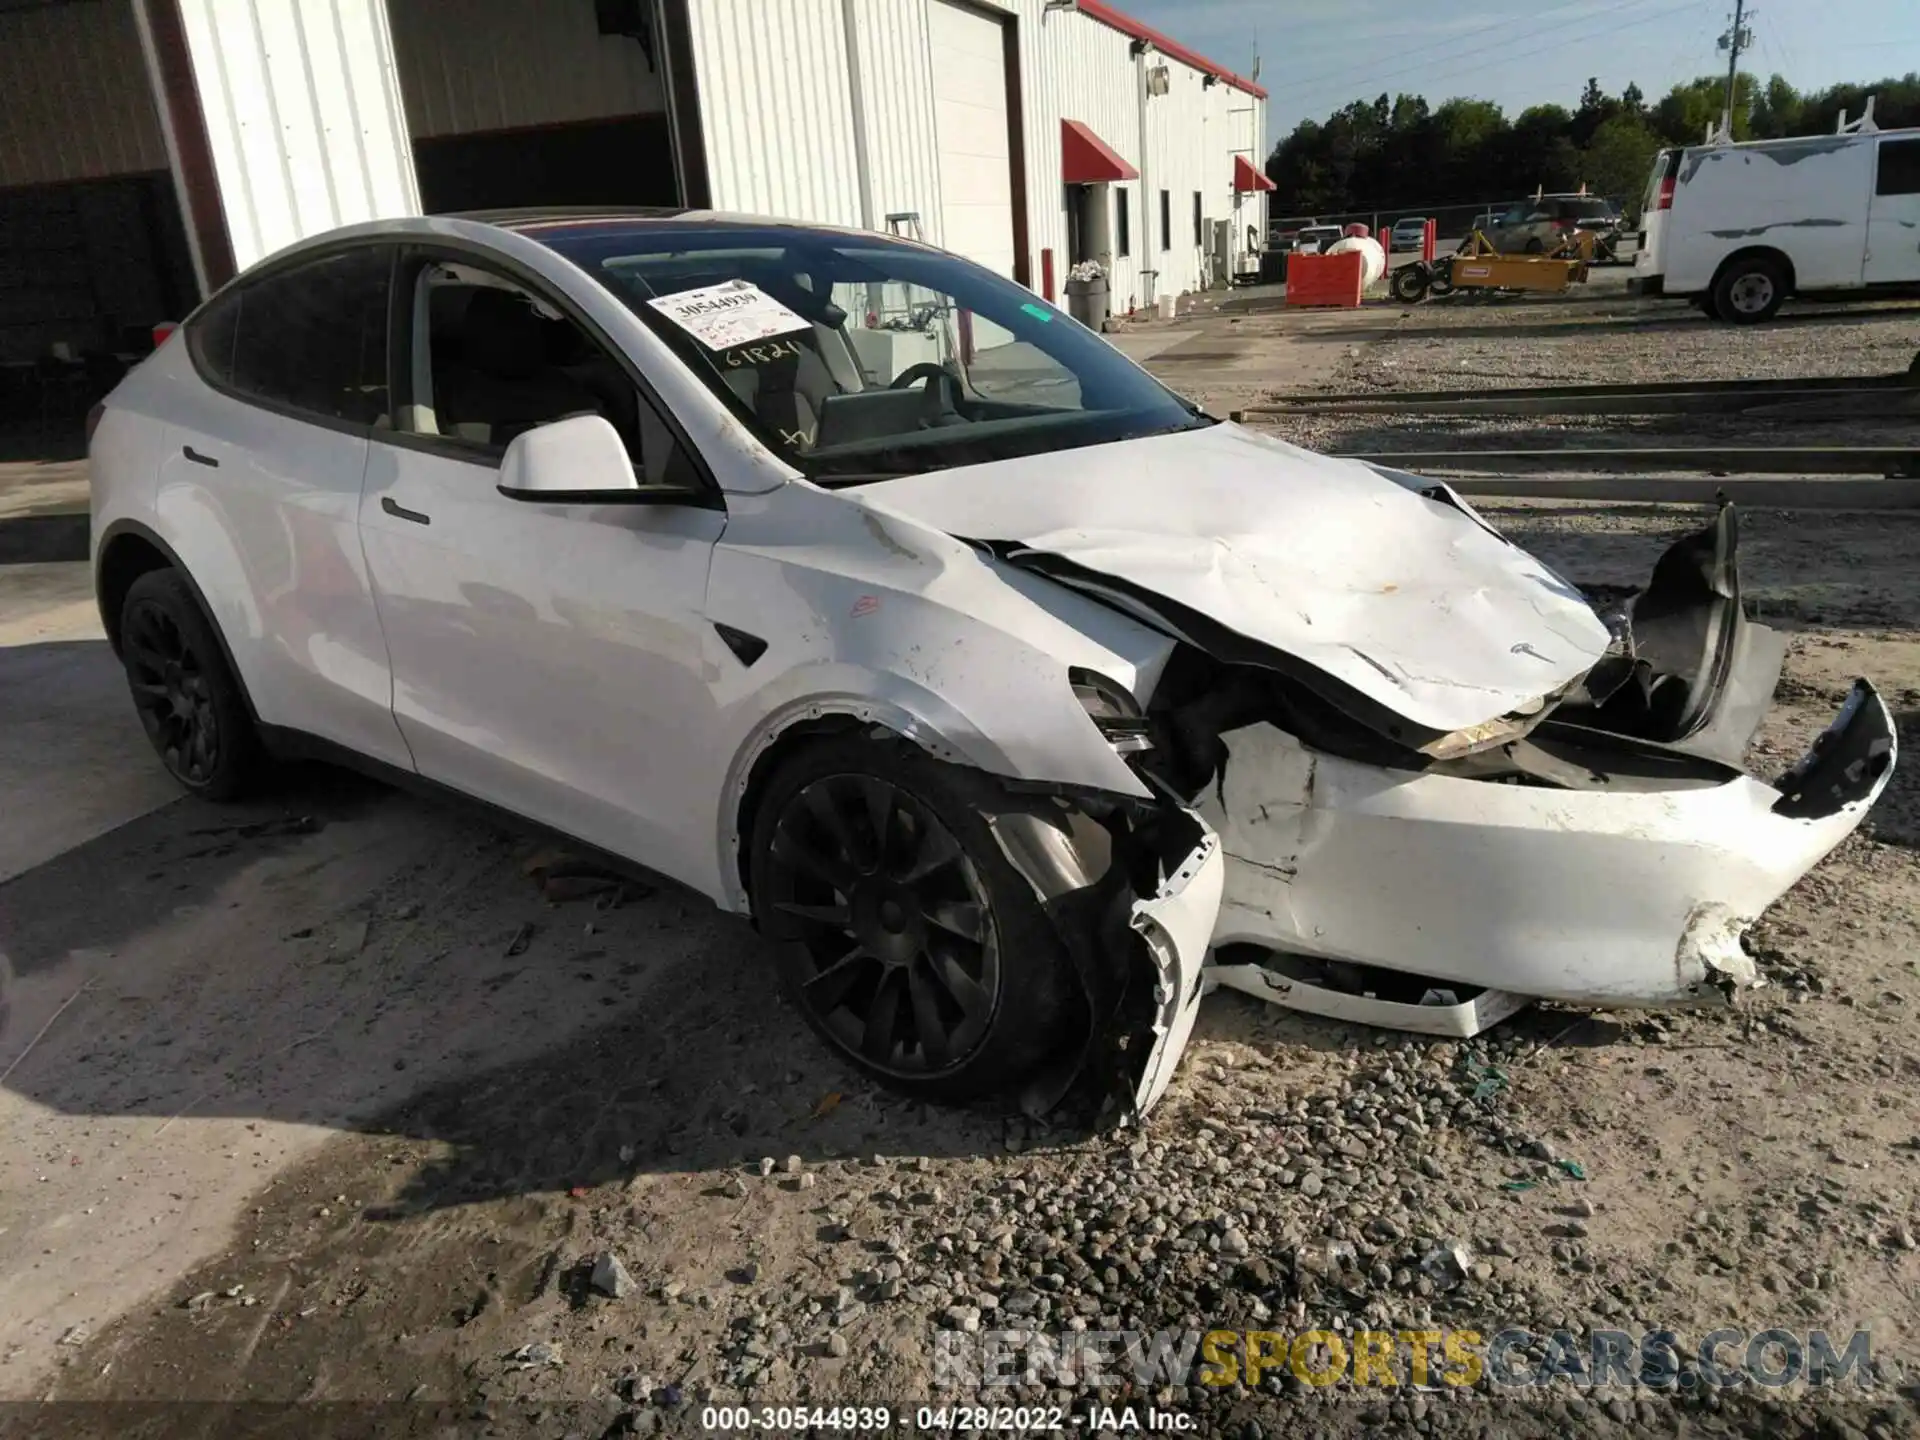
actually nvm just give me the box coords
[684,0,1261,300]
[1011,2,1142,304]
[686,0,864,229]
[0,0,168,188]
[388,0,663,139]
[1010,0,1263,307]
[850,0,943,243]
[176,0,419,271]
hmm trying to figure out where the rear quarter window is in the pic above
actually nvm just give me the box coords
[186,246,392,427]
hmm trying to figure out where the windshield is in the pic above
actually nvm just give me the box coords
[1562,198,1618,220]
[539,223,1210,483]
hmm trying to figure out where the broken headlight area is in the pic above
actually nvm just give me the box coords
[982,779,1222,1122]
[1069,667,1153,753]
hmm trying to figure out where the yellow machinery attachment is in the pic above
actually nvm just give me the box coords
[1447,229,1591,293]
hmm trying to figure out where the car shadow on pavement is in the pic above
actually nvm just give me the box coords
[0,758,1044,1214]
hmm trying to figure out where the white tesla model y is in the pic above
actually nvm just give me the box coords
[88,210,1895,1114]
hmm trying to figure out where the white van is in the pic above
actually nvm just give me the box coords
[1631,127,1920,322]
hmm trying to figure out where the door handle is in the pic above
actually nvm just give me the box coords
[381,496,431,526]
[182,445,219,468]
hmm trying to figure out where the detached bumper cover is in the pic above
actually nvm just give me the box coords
[1197,680,1894,1007]
[1127,826,1226,1115]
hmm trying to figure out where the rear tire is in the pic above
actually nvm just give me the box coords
[120,569,261,800]
[747,735,1075,1104]
[1524,237,1546,255]
[1712,255,1786,324]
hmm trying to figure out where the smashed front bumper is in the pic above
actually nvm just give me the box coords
[1195,678,1895,1010]
[986,797,1224,1119]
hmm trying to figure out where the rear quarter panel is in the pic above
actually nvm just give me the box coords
[88,401,164,585]
[1665,139,1872,293]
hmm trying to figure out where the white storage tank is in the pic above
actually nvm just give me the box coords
[1327,235,1386,288]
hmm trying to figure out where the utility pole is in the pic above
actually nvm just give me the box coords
[1716,0,1753,142]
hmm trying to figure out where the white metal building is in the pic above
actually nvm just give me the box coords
[0,0,1266,369]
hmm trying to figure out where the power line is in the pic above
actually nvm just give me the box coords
[1262,0,1635,78]
[1280,0,1712,119]
[1277,0,1678,108]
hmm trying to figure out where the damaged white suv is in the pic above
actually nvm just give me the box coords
[89,211,1895,1116]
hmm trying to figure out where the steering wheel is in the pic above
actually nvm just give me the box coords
[887,361,964,424]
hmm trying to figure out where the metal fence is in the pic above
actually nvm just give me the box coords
[1268,196,1634,240]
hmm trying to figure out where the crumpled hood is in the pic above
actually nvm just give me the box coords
[854,422,1612,736]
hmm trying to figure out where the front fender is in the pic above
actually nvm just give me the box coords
[711,646,1160,909]
[713,679,1029,912]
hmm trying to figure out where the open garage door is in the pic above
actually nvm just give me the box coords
[389,0,680,213]
[0,0,197,443]
[927,0,1016,277]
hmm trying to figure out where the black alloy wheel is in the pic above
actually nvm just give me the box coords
[120,568,258,799]
[762,773,1000,1079]
[126,598,220,787]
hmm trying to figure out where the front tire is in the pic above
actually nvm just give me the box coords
[1712,255,1786,324]
[748,736,1074,1103]
[120,569,260,800]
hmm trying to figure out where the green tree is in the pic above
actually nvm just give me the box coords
[1749,74,1802,138]
[1504,104,1575,191]
[1582,115,1663,215]
[1258,67,1920,219]
[1652,74,1758,143]
[1572,77,1621,147]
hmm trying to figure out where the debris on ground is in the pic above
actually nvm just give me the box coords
[507,1341,562,1370]
[590,1251,637,1300]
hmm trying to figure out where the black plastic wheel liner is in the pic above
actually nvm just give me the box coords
[1557,504,1764,754]
[1772,679,1896,820]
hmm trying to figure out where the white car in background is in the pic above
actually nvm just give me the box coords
[1389,217,1430,250]
[1290,225,1345,255]
[88,210,1895,1115]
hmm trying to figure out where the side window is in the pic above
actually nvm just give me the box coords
[1115,188,1131,257]
[1877,138,1920,197]
[400,260,696,489]
[188,247,391,426]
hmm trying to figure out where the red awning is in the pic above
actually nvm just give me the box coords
[1062,119,1139,184]
[1233,155,1276,193]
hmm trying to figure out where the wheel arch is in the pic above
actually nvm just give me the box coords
[95,519,260,724]
[721,695,997,919]
[1710,245,1796,296]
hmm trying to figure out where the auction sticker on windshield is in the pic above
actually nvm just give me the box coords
[649,279,810,350]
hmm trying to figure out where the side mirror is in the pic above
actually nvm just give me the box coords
[496,413,698,506]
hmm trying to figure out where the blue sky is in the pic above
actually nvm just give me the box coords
[1120,0,1920,149]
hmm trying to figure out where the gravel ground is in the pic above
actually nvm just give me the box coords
[30,504,1920,1440]
[1295,302,1920,396]
[1223,299,1920,459]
